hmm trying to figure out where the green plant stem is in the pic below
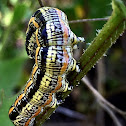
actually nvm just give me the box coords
[69,1,126,85]
[35,0,126,125]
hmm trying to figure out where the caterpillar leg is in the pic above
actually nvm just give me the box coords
[72,36,85,50]
[29,89,57,109]
[77,37,85,43]
[68,58,80,72]
[43,93,57,108]
[75,64,80,72]
[69,29,85,46]
[51,75,69,93]
[57,76,68,93]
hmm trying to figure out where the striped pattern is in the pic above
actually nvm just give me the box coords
[8,7,85,126]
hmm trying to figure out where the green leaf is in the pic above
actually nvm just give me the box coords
[0,57,26,96]
[0,94,16,126]
[11,3,27,24]
[0,3,28,59]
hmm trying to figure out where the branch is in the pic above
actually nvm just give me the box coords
[35,0,126,125]
[100,101,122,126]
[82,77,126,126]
[56,106,86,120]
[69,17,109,24]
[38,0,44,7]
[82,77,126,117]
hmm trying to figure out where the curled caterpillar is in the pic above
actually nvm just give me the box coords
[8,7,85,126]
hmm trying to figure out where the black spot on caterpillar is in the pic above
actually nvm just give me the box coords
[8,7,85,126]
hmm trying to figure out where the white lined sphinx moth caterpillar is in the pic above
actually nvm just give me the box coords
[9,7,85,126]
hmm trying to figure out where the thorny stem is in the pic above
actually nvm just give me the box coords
[35,0,126,125]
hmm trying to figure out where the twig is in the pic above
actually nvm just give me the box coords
[68,17,109,24]
[100,101,122,126]
[97,58,106,94]
[38,0,44,7]
[56,106,86,120]
[96,58,105,126]
[82,77,126,116]
[82,77,126,126]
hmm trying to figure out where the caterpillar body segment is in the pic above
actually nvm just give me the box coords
[9,92,56,126]
[35,46,75,73]
[26,7,85,58]
[13,103,42,126]
[12,93,56,126]
[9,78,57,126]
[31,61,69,93]
[9,7,85,126]
[34,46,75,93]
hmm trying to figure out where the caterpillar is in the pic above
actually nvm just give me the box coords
[8,7,85,126]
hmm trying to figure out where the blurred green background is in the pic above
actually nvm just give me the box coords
[0,0,126,126]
